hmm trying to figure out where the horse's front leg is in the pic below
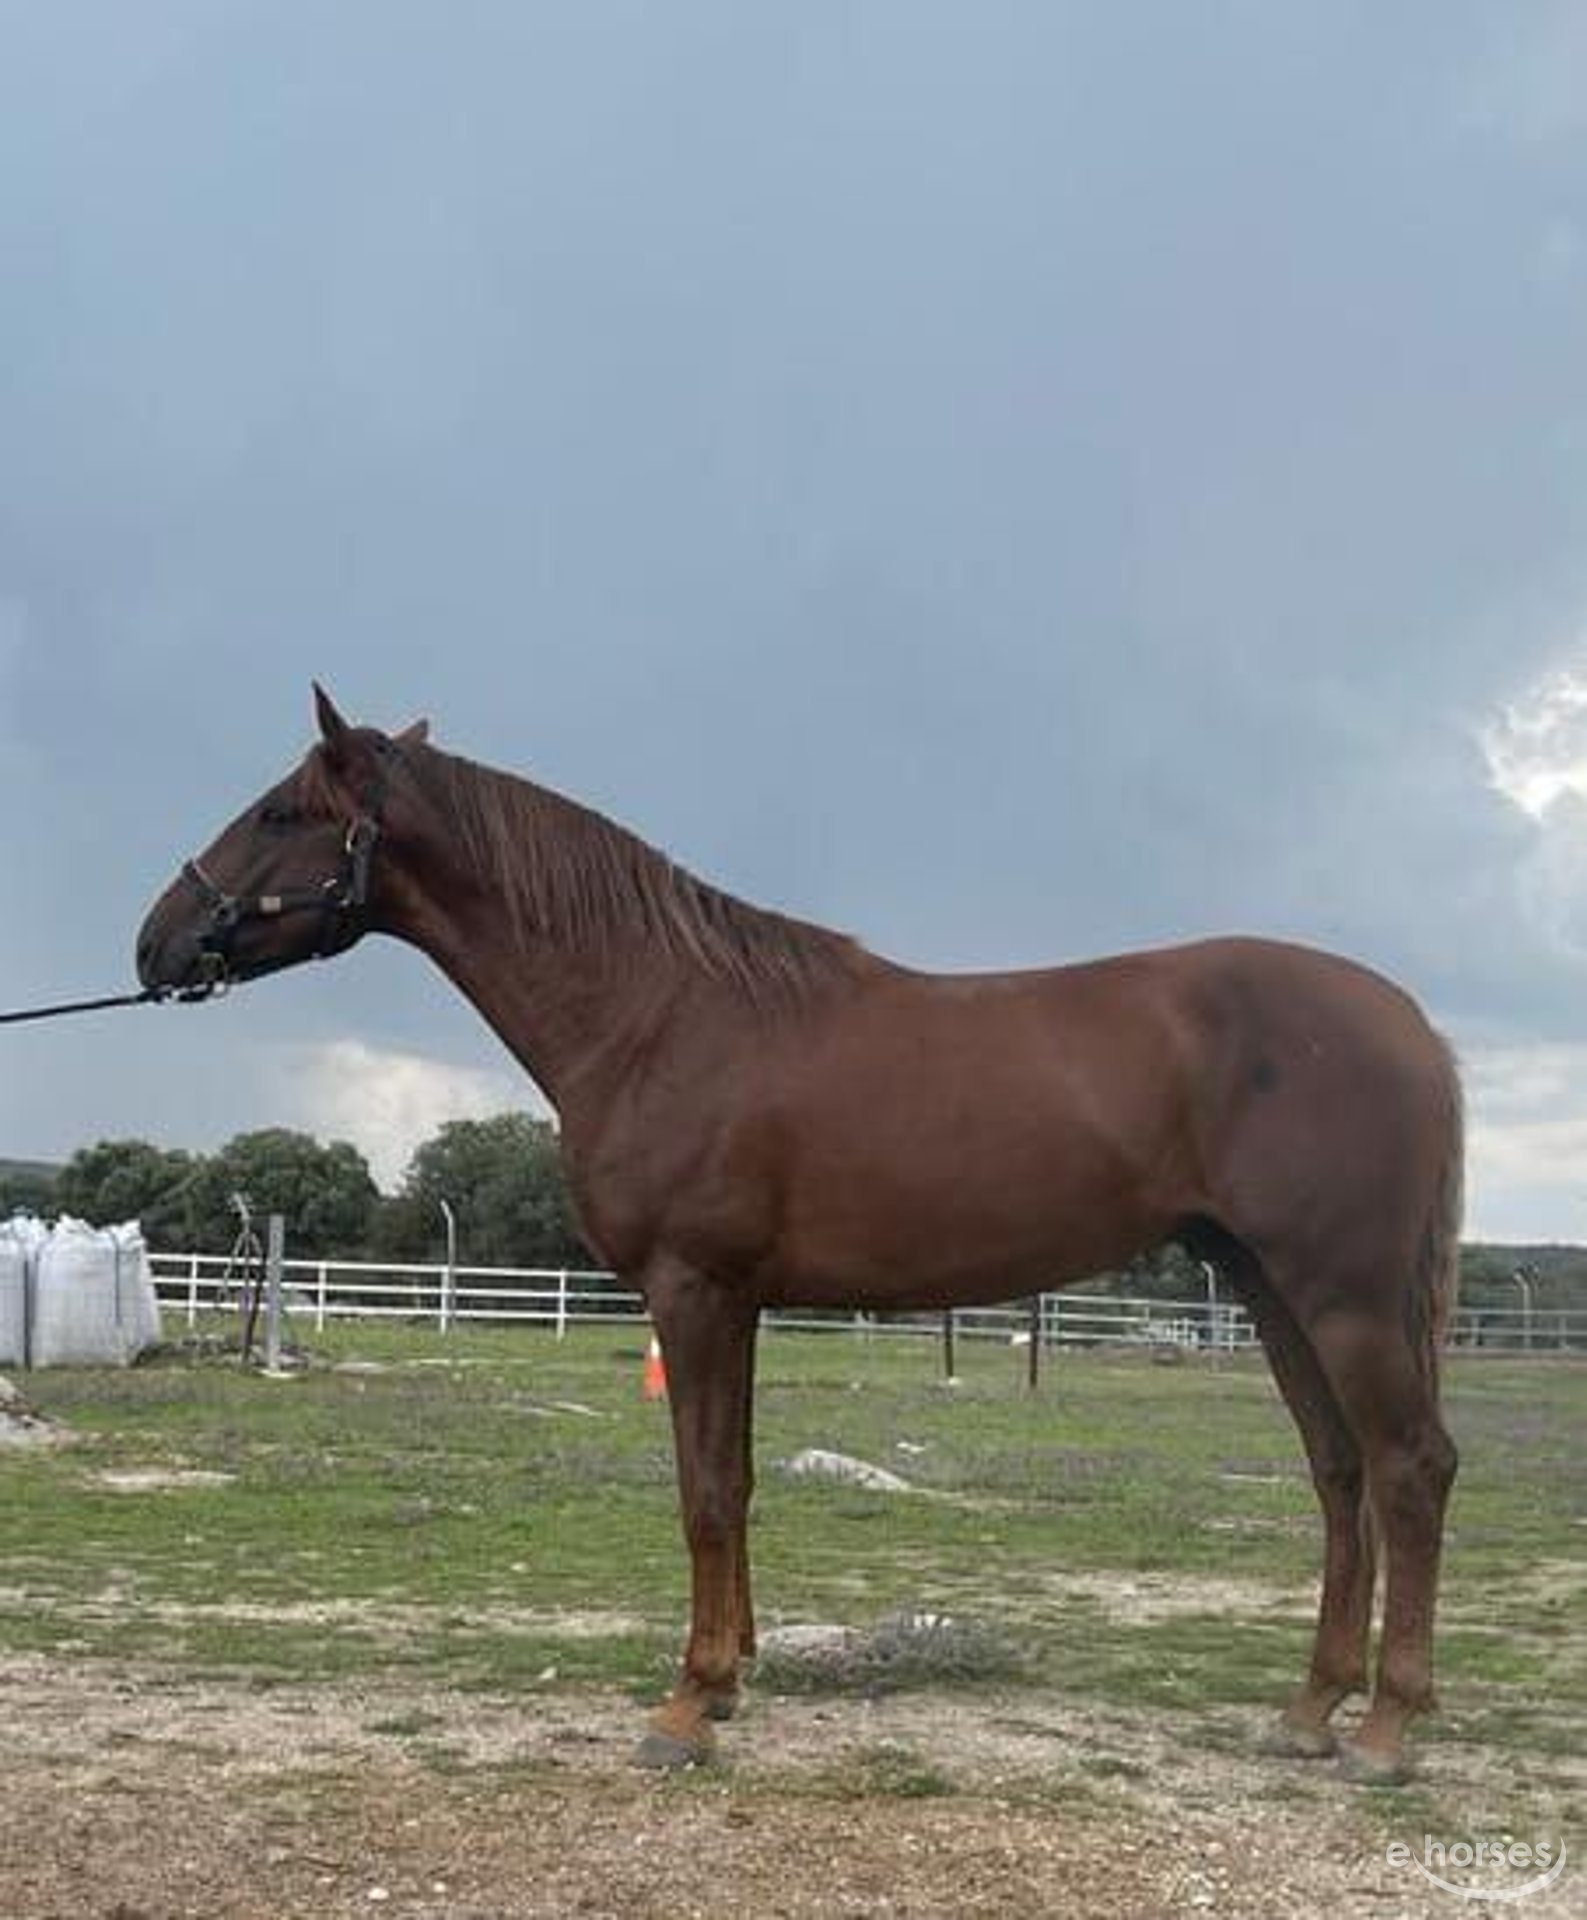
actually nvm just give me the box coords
[635,1261,758,1770]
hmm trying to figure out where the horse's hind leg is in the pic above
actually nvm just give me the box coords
[1221,1248,1375,1756]
[734,1313,759,1663]
[1306,1308,1457,1783]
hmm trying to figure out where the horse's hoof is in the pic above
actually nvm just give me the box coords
[1339,1741,1411,1787]
[703,1691,739,1723]
[634,1730,711,1772]
[1261,1718,1337,1760]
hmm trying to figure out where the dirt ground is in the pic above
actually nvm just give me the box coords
[2,1655,1579,1919]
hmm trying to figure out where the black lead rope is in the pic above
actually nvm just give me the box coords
[0,986,168,1026]
[0,979,222,1027]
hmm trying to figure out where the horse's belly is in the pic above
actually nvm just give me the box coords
[757,1124,1171,1310]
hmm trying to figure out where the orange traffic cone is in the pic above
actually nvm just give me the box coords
[641,1336,667,1402]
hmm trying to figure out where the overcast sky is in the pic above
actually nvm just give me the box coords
[3,3,1587,1242]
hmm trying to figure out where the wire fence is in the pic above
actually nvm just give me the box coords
[146,1252,1587,1355]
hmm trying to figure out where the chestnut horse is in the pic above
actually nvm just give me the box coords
[137,688,1461,1782]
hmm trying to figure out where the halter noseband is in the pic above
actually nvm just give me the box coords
[179,780,385,991]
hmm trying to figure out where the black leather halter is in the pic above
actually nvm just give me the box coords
[179,791,383,987]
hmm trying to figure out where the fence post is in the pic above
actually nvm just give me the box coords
[1027,1295,1041,1391]
[556,1270,569,1340]
[263,1215,285,1371]
[941,1309,956,1381]
[439,1198,457,1334]
[316,1262,328,1333]
[187,1252,200,1327]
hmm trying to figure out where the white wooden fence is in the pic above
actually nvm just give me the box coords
[145,1252,1587,1353]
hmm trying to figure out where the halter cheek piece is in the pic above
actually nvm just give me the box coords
[178,785,384,993]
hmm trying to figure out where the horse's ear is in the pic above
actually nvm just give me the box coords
[394,717,430,749]
[313,682,353,767]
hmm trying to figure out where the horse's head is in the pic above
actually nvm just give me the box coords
[136,685,428,996]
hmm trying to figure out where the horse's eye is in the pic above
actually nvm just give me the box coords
[258,803,302,830]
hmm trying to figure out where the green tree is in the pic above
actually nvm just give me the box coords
[1070,1239,1213,1302]
[189,1129,378,1258]
[376,1113,587,1269]
[54,1139,203,1247]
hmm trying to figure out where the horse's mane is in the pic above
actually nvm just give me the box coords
[414,747,875,1007]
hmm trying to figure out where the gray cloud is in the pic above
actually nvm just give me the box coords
[3,3,1586,1233]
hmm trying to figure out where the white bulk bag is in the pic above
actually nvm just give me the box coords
[106,1220,162,1356]
[0,1214,46,1366]
[31,1216,163,1367]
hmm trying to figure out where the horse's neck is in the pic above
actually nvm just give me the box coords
[385,873,665,1127]
[378,758,734,1122]
[382,750,880,1121]
[486,950,667,1124]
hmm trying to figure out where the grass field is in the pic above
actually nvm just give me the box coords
[2,1324,1583,1913]
[3,1336,1587,1920]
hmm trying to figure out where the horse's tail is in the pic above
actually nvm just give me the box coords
[1416,1034,1465,1395]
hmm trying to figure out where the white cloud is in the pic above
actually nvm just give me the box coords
[1462,1038,1587,1240]
[1479,650,1587,956]
[265,1038,538,1190]
[1481,655,1587,819]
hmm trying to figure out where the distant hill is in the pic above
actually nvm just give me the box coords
[1474,1243,1587,1275]
[0,1158,61,1183]
[0,1158,61,1212]
[1462,1242,1587,1311]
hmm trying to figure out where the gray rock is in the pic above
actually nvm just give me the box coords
[778,1447,912,1492]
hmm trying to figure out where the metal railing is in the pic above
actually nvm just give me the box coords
[144,1253,1587,1353]
[1449,1301,1587,1352]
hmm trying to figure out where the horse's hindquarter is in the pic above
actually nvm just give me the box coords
[1168,938,1460,1273]
[748,960,1199,1308]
